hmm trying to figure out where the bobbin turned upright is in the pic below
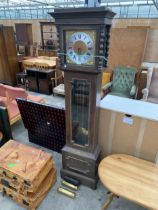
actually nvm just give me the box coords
[50,6,115,189]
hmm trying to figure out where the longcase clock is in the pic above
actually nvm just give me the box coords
[51,7,115,189]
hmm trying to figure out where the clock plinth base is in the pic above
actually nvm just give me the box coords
[61,168,98,190]
[60,145,100,190]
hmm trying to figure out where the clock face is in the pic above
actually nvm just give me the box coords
[66,30,96,65]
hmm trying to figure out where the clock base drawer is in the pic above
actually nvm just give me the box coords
[61,146,100,182]
[61,168,98,190]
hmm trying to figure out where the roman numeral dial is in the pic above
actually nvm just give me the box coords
[66,31,96,65]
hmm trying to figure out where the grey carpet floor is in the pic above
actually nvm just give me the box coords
[0,93,146,210]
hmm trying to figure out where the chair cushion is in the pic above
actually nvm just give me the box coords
[109,91,129,98]
[53,84,65,95]
[7,102,20,120]
[0,84,6,97]
[27,95,44,103]
[111,67,136,96]
[0,98,7,107]
[149,68,158,98]
[0,96,7,102]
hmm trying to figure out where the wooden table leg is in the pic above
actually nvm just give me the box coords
[102,193,115,210]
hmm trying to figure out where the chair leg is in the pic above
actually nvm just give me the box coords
[55,78,58,87]
[52,80,55,96]
[102,193,115,210]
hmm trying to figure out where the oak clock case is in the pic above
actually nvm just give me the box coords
[51,7,115,189]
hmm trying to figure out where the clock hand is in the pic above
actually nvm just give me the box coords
[77,47,82,64]
[78,47,81,55]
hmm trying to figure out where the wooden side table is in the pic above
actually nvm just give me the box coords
[98,154,158,210]
[26,69,55,95]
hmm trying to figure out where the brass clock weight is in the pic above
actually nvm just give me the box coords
[51,7,115,189]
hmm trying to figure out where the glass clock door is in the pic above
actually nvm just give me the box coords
[71,79,90,146]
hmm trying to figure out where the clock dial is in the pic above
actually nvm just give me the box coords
[66,31,96,65]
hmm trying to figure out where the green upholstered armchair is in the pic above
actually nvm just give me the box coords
[0,106,12,146]
[102,67,137,98]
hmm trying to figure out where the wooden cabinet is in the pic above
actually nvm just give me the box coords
[15,24,33,56]
[27,70,38,92]
[27,69,55,95]
[40,22,57,50]
[38,49,57,57]
[0,25,19,85]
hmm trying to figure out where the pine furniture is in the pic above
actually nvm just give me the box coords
[0,25,19,85]
[22,57,56,69]
[0,140,56,210]
[99,154,158,210]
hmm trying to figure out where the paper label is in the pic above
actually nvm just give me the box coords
[7,163,17,168]
[123,116,133,125]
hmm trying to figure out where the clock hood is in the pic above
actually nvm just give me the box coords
[49,7,116,25]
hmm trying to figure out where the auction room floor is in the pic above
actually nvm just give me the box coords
[0,92,145,210]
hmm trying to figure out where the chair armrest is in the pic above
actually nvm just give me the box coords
[0,99,7,107]
[5,86,28,100]
[102,82,112,90]
[130,85,137,96]
[51,75,63,81]
[142,88,149,100]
